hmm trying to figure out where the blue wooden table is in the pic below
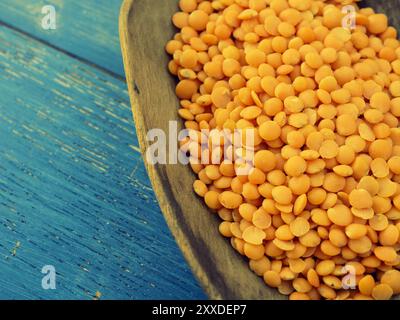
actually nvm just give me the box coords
[0,0,206,299]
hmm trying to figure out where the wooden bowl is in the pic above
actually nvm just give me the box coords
[119,0,400,300]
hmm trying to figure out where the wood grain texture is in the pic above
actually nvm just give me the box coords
[0,24,205,299]
[0,0,125,77]
[120,0,400,300]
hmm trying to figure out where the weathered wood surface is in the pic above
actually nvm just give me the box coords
[0,0,125,77]
[0,23,205,299]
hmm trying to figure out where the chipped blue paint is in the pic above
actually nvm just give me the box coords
[0,3,206,300]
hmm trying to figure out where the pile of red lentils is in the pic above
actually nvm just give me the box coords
[166,0,400,300]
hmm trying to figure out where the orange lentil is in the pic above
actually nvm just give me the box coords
[327,205,353,227]
[372,284,393,300]
[264,270,282,288]
[381,270,400,294]
[368,14,388,35]
[349,189,373,209]
[374,246,397,263]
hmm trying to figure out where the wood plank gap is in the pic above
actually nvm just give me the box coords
[0,20,126,82]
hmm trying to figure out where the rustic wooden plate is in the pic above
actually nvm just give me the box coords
[119,0,400,300]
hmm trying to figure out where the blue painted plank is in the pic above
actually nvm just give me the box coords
[0,0,125,77]
[0,24,206,300]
